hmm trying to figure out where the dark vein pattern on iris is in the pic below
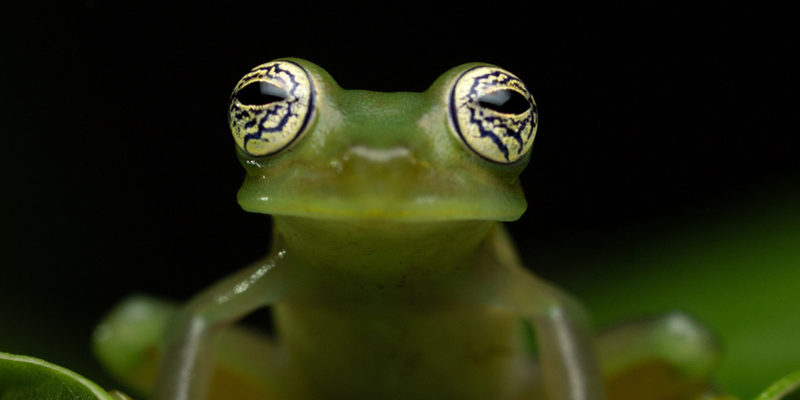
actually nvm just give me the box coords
[451,67,537,164]
[229,61,315,157]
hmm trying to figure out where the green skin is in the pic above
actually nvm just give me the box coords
[93,59,722,400]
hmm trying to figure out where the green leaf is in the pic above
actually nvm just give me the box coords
[0,352,131,400]
[754,370,800,400]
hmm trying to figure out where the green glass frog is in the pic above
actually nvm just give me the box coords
[93,59,725,400]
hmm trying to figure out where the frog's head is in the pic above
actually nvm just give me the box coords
[229,58,538,222]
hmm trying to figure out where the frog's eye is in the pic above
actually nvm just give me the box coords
[448,66,538,164]
[229,60,316,157]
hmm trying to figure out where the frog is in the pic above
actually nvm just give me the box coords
[92,58,727,400]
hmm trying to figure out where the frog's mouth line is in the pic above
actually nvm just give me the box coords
[237,184,527,222]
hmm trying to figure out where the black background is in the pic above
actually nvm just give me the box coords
[1,1,796,390]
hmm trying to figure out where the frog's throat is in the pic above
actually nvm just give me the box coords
[271,216,500,285]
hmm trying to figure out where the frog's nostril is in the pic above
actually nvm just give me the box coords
[347,145,412,163]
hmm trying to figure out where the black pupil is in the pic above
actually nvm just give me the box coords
[478,89,530,114]
[236,81,288,106]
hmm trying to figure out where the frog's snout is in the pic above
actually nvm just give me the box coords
[335,144,429,185]
[346,145,412,163]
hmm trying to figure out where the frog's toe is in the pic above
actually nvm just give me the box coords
[595,311,724,400]
[93,295,175,394]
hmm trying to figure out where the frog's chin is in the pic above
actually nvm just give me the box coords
[235,161,529,221]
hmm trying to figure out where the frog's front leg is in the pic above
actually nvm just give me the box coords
[152,250,292,400]
[479,265,606,400]
[533,289,606,400]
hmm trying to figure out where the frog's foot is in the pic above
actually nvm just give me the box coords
[92,295,287,400]
[595,311,727,400]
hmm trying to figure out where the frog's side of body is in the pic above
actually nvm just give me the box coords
[93,59,727,400]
